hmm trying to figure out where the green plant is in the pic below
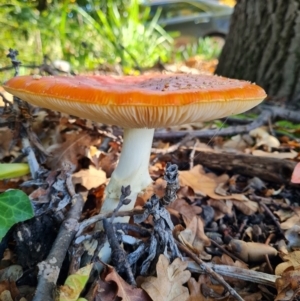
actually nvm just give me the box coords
[73,0,173,71]
[0,189,34,241]
[174,37,222,62]
[0,163,30,180]
[0,0,173,80]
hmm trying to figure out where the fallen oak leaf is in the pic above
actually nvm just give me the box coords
[72,166,106,190]
[280,208,300,230]
[179,165,258,215]
[275,270,300,301]
[275,250,300,276]
[177,216,211,255]
[141,255,191,301]
[169,198,202,225]
[179,165,252,202]
[104,265,151,301]
[47,132,99,170]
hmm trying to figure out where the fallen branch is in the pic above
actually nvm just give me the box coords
[32,193,84,301]
[186,260,279,287]
[153,105,300,140]
[192,151,296,183]
[261,105,300,123]
[76,208,144,237]
[176,241,244,301]
[153,110,273,140]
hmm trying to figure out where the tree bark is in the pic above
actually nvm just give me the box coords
[215,0,300,105]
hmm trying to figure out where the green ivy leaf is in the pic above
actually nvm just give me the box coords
[0,190,34,241]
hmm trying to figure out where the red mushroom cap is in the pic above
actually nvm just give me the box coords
[4,74,266,128]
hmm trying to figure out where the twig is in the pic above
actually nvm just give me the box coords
[153,105,300,140]
[6,49,21,77]
[76,208,144,237]
[114,223,151,237]
[103,185,136,285]
[33,193,84,301]
[189,140,198,169]
[251,195,285,237]
[210,239,247,265]
[22,137,39,179]
[176,241,244,301]
[261,105,300,123]
[161,162,180,205]
[103,218,136,286]
[186,260,279,287]
[153,110,272,139]
[151,135,193,154]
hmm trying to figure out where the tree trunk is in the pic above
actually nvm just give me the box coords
[215,0,300,106]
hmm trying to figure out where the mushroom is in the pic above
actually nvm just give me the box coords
[4,74,266,261]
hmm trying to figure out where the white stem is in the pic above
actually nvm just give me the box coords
[98,128,154,266]
[102,128,154,214]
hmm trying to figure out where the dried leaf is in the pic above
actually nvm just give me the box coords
[59,264,93,301]
[187,277,204,301]
[141,255,191,301]
[187,275,226,301]
[280,208,300,230]
[275,251,300,275]
[92,278,118,301]
[169,198,202,225]
[178,216,210,254]
[179,165,251,202]
[0,281,19,300]
[104,265,150,301]
[231,199,258,216]
[207,199,233,216]
[72,166,106,190]
[47,133,98,169]
[275,270,300,301]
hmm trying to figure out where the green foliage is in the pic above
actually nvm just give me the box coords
[0,0,173,79]
[275,120,300,130]
[175,37,222,62]
[0,190,34,241]
[0,163,30,180]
